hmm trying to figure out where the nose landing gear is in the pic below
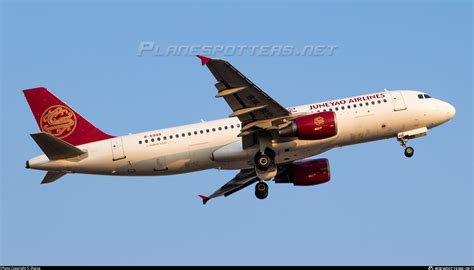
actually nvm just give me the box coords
[398,136,414,158]
[404,146,414,158]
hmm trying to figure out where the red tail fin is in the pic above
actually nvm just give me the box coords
[23,87,113,146]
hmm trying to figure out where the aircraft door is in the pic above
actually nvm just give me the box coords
[111,137,126,161]
[388,91,407,111]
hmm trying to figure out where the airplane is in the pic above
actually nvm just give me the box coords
[24,55,456,204]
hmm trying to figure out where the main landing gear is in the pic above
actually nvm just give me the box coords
[398,137,414,158]
[255,181,269,200]
[254,152,271,200]
[253,148,275,200]
[255,150,273,171]
[254,148,277,181]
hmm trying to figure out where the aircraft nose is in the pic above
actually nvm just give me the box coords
[445,102,456,120]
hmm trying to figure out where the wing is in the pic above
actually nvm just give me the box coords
[198,56,291,147]
[198,169,259,205]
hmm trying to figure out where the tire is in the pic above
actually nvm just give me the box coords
[404,146,414,158]
[255,182,269,200]
[255,153,272,171]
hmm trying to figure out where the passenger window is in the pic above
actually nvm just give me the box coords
[218,127,222,131]
[200,130,204,134]
[353,104,357,108]
[212,128,216,132]
[188,132,191,136]
[157,138,161,141]
[335,107,339,111]
[170,135,173,139]
[176,134,179,138]
[341,106,345,110]
[231,125,234,128]
[383,99,387,103]
[377,100,381,104]
[418,94,424,99]
[182,133,185,137]
[237,124,240,127]
[145,139,148,143]
[194,131,197,135]
[224,126,228,130]
[359,103,363,107]
[151,138,155,142]
[365,102,369,106]
[164,136,167,140]
[347,105,351,109]
[139,141,142,144]
[371,101,375,105]
[206,129,210,133]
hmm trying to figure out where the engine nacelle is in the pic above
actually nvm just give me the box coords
[275,158,330,186]
[278,111,337,140]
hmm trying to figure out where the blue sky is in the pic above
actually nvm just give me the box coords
[1,0,472,266]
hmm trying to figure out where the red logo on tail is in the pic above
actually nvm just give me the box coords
[40,105,77,139]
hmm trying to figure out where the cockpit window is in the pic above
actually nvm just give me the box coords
[424,94,432,99]
[417,94,424,99]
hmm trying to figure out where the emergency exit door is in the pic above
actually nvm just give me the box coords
[111,137,126,161]
[388,91,407,111]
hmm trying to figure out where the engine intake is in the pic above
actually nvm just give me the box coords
[275,158,330,186]
[279,111,337,140]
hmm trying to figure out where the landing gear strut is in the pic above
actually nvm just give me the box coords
[255,181,269,200]
[398,136,414,158]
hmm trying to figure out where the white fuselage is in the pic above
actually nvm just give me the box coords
[28,90,455,176]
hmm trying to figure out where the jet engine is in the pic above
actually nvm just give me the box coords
[275,158,330,186]
[278,111,337,140]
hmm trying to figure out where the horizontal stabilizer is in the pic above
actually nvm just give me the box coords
[42,171,67,184]
[31,132,86,160]
[199,195,210,205]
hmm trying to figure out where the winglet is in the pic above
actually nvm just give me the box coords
[198,195,210,205]
[196,55,212,66]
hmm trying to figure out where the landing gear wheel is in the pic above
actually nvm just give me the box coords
[255,182,269,200]
[404,146,414,158]
[255,153,272,171]
[397,136,414,158]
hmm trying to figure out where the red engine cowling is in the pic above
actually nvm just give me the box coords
[278,111,337,140]
[275,158,331,186]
